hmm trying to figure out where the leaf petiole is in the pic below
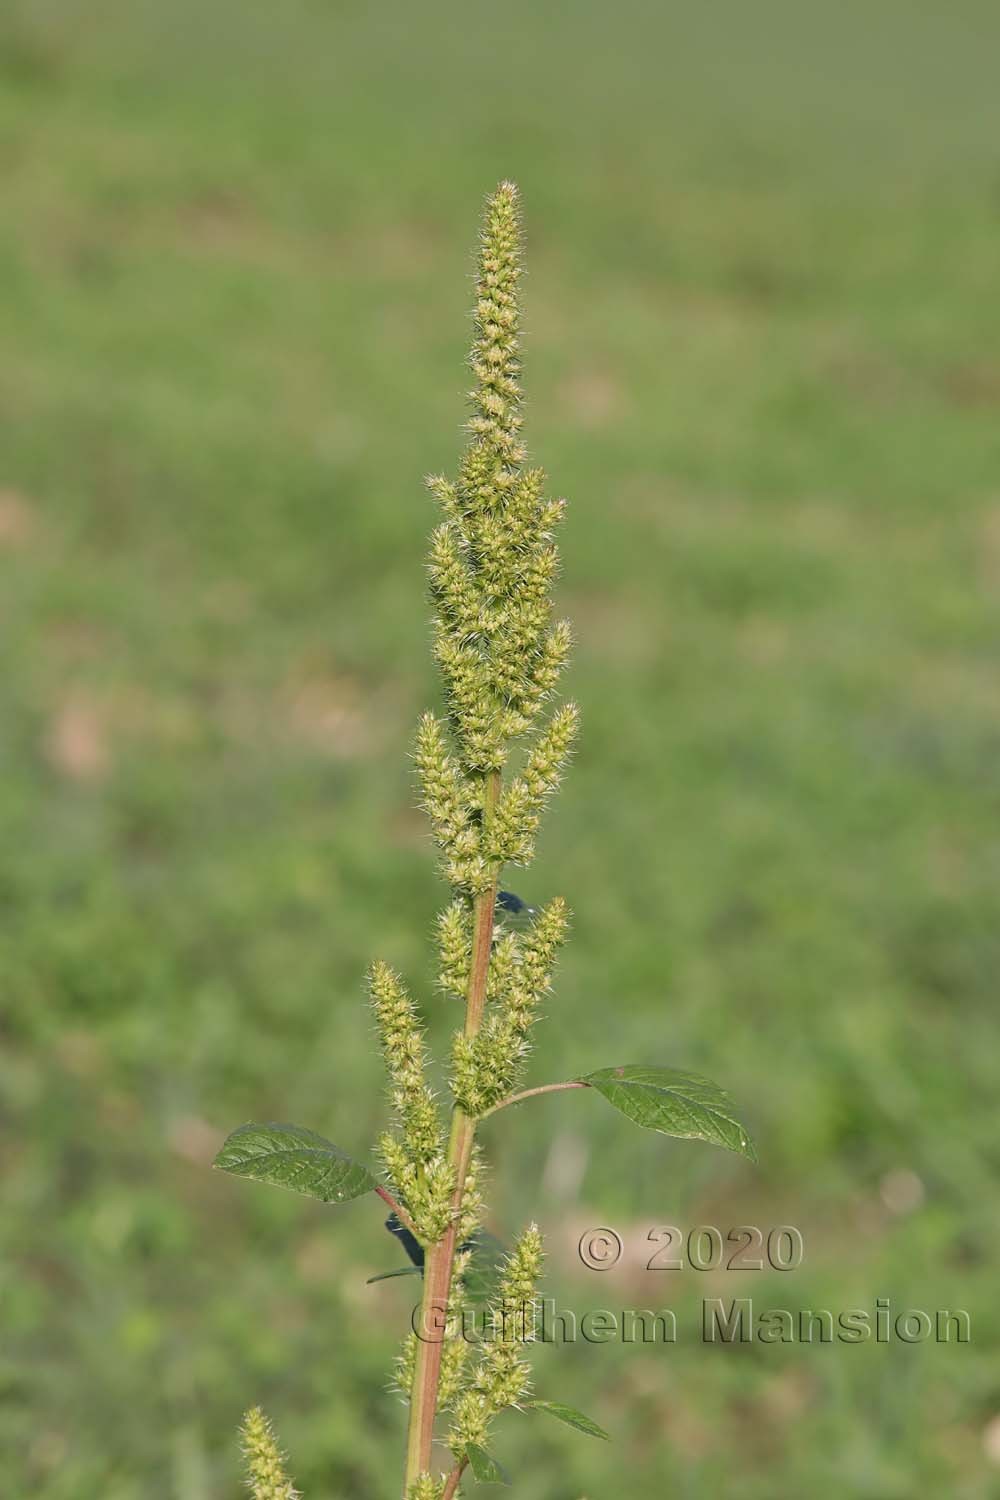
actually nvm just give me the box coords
[478,1080,590,1120]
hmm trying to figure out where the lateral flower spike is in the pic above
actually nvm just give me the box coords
[241,1407,299,1500]
[369,960,454,1239]
[487,705,579,867]
[490,1222,544,1352]
[436,900,472,999]
[447,1224,545,1455]
[369,960,443,1164]
[415,713,486,893]
[464,895,571,1112]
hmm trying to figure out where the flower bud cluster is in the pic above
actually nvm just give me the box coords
[407,1476,444,1500]
[369,960,454,1241]
[456,1144,486,1245]
[436,900,472,999]
[436,1246,473,1412]
[447,1225,544,1456]
[415,713,490,894]
[450,898,568,1116]
[240,1407,299,1500]
[486,705,579,867]
[394,1332,417,1401]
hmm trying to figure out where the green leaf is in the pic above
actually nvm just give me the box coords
[527,1400,610,1440]
[579,1066,757,1162]
[214,1122,378,1202]
[365,1266,423,1285]
[465,1444,511,1485]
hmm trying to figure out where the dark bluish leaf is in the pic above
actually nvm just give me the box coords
[374,1216,506,1304]
[385,1212,425,1267]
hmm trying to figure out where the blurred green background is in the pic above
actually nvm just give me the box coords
[2,1,999,1495]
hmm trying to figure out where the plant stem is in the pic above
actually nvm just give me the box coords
[479,1079,589,1120]
[403,771,501,1496]
[441,1456,468,1500]
[375,1184,420,1237]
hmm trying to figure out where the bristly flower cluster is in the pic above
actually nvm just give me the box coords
[418,180,577,866]
[369,960,454,1243]
[447,1226,544,1454]
[241,1408,299,1500]
[372,182,575,1487]
[374,184,575,1244]
[407,1476,445,1500]
[420,183,575,1122]
[450,896,567,1117]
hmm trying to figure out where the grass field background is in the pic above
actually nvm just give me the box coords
[2,2,999,1495]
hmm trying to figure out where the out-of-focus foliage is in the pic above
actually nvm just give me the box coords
[1,1,998,1496]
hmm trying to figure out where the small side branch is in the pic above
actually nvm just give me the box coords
[375,1183,420,1239]
[479,1079,590,1120]
[442,1455,469,1500]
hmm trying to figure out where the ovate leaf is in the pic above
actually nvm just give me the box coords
[527,1400,610,1440]
[466,1444,511,1485]
[579,1066,757,1162]
[214,1122,378,1202]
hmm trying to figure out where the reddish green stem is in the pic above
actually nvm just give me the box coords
[442,1455,468,1500]
[403,771,501,1496]
[479,1079,589,1120]
[375,1183,420,1238]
